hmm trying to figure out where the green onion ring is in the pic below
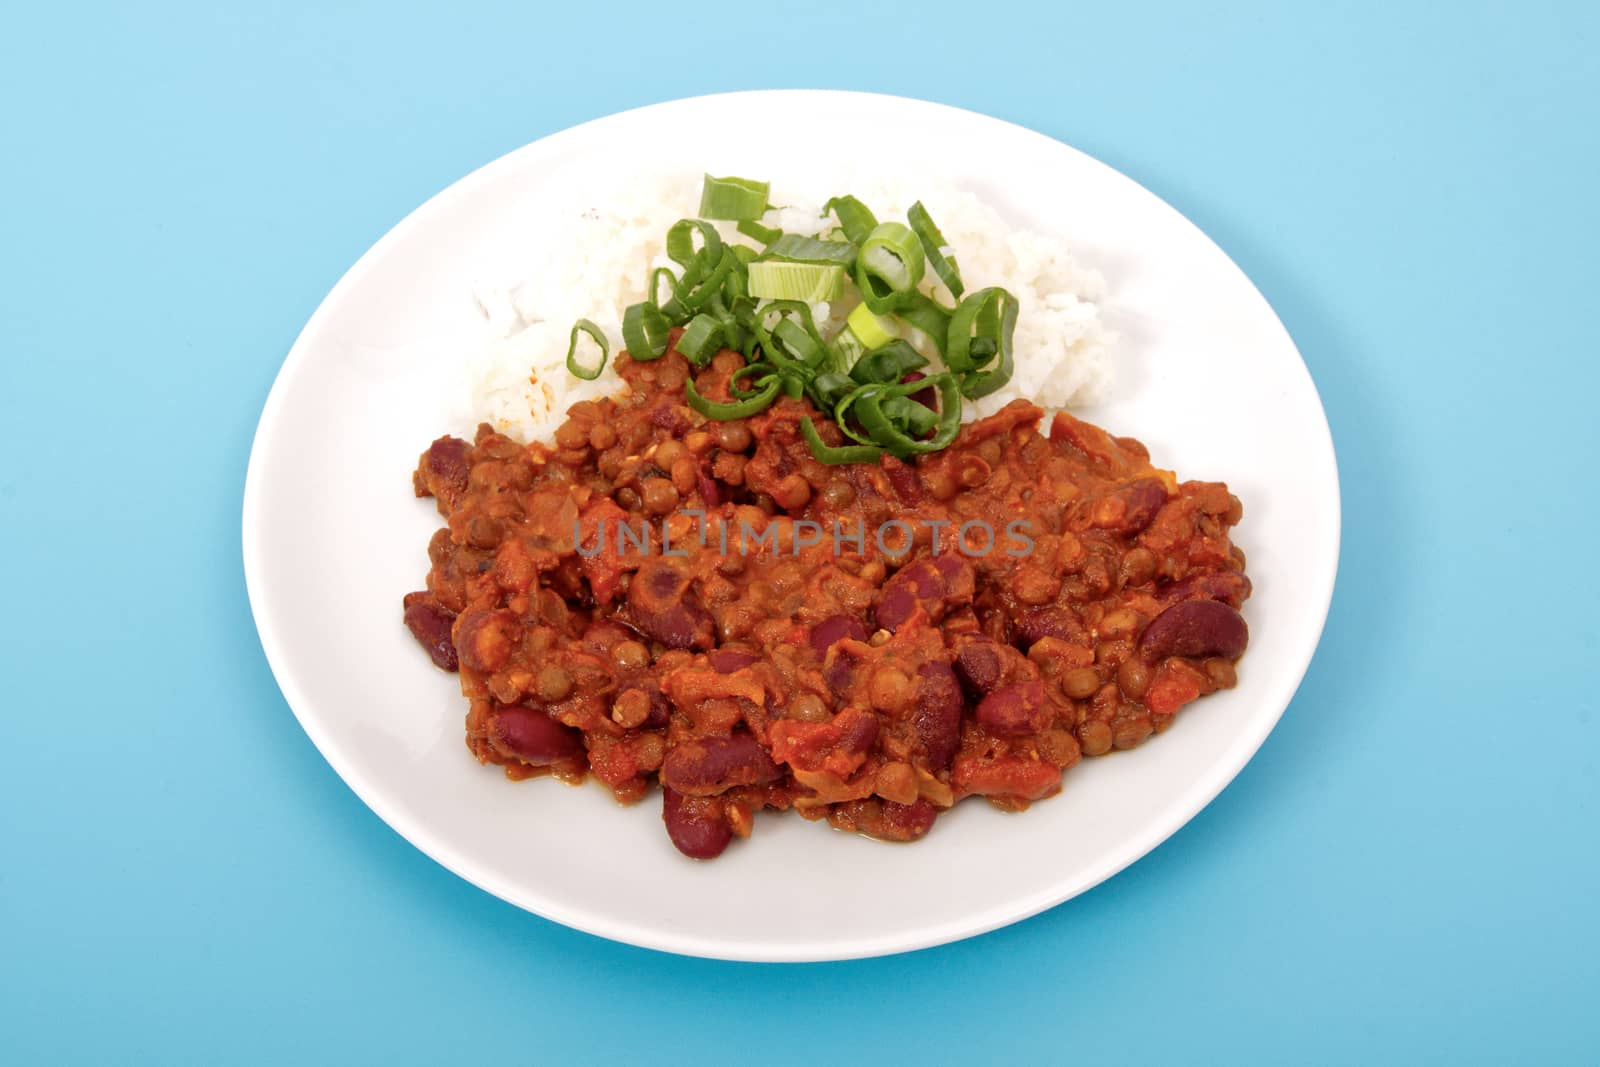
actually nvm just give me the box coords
[907,201,964,299]
[849,340,928,385]
[801,416,882,465]
[751,301,826,379]
[895,291,952,356]
[823,195,878,244]
[760,233,857,267]
[665,218,723,268]
[565,319,609,381]
[686,373,781,420]
[621,300,671,362]
[728,362,775,398]
[772,317,825,368]
[946,287,1018,388]
[832,382,890,447]
[854,222,926,314]
[736,218,781,246]
[676,313,724,366]
[675,248,737,310]
[698,174,770,220]
[854,373,962,455]
[808,371,856,410]
[881,394,938,437]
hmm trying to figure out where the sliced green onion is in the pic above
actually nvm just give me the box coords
[686,373,781,420]
[677,313,724,366]
[832,382,889,447]
[808,371,856,410]
[650,266,688,323]
[855,222,925,314]
[846,303,899,350]
[650,267,678,306]
[772,317,826,368]
[621,300,671,362]
[907,201,964,299]
[761,234,856,267]
[896,291,953,356]
[737,218,781,246]
[823,195,878,244]
[566,319,609,380]
[674,248,737,310]
[882,394,937,437]
[728,362,774,398]
[753,301,828,376]
[855,373,962,455]
[850,340,927,385]
[946,288,1018,392]
[827,328,867,377]
[801,416,882,465]
[747,261,844,302]
[699,174,770,220]
[665,219,723,268]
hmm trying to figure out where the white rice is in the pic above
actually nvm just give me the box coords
[467,175,1111,442]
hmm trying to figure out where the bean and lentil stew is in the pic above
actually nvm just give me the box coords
[404,341,1251,859]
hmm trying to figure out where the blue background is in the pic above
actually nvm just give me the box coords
[3,2,1596,1062]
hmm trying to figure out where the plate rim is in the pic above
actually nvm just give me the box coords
[242,88,1341,962]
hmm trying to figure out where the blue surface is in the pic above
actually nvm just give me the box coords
[3,2,1596,1061]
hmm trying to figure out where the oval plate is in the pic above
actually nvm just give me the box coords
[243,90,1339,961]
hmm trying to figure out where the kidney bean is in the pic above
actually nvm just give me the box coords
[810,614,868,656]
[911,661,963,770]
[874,554,975,632]
[976,680,1050,737]
[1013,607,1088,647]
[1158,571,1253,608]
[696,468,722,506]
[823,645,867,696]
[953,638,1004,697]
[490,706,585,765]
[878,797,939,841]
[661,732,781,796]
[952,755,1063,802]
[402,596,458,671]
[881,455,923,504]
[1094,477,1169,533]
[626,559,715,651]
[873,585,919,633]
[1139,600,1249,661]
[708,648,760,674]
[414,435,471,507]
[648,402,691,434]
[662,787,733,860]
[454,608,521,674]
[837,707,880,755]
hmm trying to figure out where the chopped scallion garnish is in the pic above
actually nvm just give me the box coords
[855,222,926,314]
[621,300,671,361]
[907,201,964,299]
[570,177,1030,466]
[747,261,844,302]
[565,319,608,380]
[698,174,770,221]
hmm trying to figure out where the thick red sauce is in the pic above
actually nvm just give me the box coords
[404,345,1250,858]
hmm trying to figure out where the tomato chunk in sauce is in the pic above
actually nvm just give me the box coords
[404,345,1251,859]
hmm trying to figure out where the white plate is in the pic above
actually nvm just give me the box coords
[243,90,1339,962]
